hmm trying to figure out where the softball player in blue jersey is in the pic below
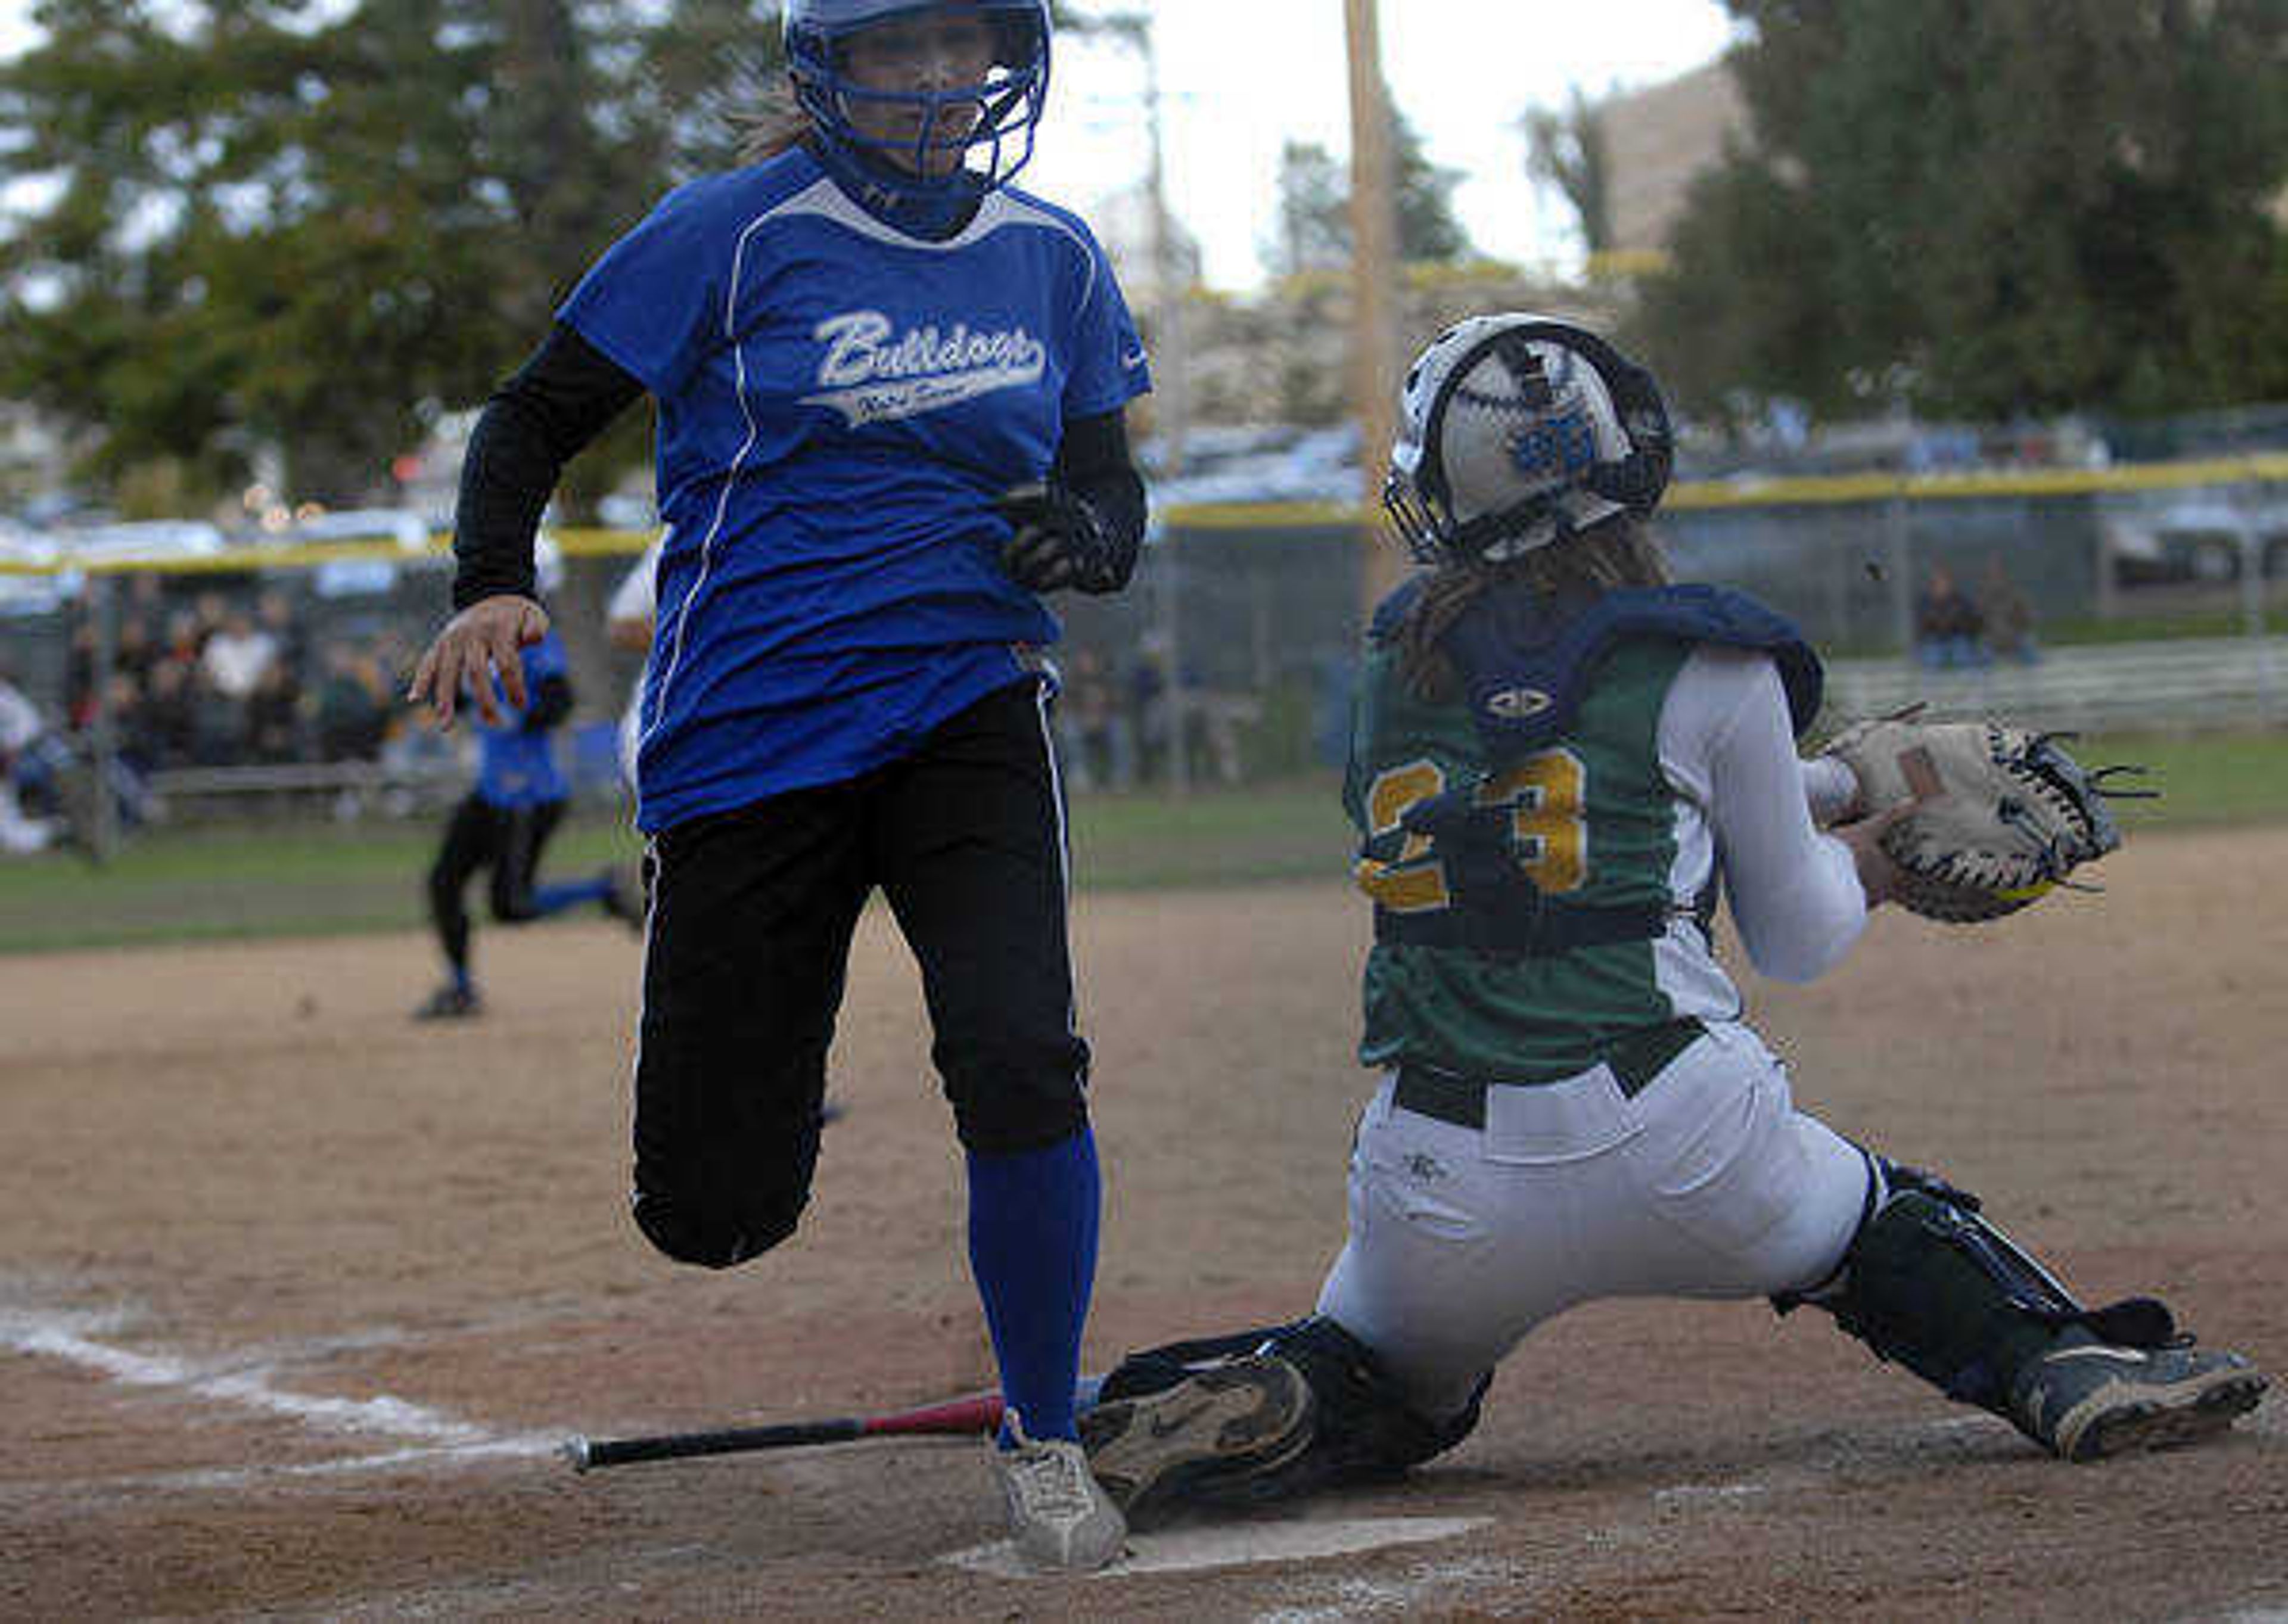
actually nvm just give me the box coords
[415,625,641,1021]
[409,0,1145,1570]
[1070,316,2267,1522]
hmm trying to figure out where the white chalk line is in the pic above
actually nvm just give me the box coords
[1,1305,561,1489]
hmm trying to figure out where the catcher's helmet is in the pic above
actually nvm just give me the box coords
[784,0,1050,201]
[1384,314,1673,567]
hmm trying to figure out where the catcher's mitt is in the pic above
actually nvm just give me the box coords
[1823,712,2150,923]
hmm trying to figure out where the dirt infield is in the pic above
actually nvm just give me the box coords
[4,826,2286,1620]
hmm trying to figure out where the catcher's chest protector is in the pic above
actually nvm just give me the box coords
[1347,582,1820,1079]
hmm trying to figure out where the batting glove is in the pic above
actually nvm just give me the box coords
[995,480,1136,595]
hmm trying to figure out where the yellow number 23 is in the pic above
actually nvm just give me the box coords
[1353,751,1588,912]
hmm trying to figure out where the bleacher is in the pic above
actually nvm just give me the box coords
[1823,636,2288,735]
[142,718,629,824]
[145,758,466,823]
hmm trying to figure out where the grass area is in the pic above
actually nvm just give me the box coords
[4,732,2281,956]
[0,780,1354,956]
[2077,729,2288,832]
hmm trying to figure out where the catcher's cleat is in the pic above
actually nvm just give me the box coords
[990,1410,1127,1572]
[413,984,483,1021]
[2008,1329,2268,1462]
[1078,1357,1313,1520]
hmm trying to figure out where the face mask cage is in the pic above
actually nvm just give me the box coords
[790,9,1048,198]
[1381,466,1447,567]
[1382,465,1589,568]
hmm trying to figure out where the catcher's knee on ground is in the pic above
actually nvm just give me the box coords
[1082,1316,1485,1518]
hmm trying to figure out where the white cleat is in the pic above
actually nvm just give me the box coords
[990,1410,1128,1573]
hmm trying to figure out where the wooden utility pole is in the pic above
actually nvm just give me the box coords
[1344,0,1403,605]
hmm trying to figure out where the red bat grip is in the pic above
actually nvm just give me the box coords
[859,1393,1005,1439]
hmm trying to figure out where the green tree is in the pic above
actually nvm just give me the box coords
[1634,0,2288,424]
[0,1,786,510]
[1523,89,1610,256]
[1265,114,1474,278]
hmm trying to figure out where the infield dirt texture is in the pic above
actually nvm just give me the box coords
[5,827,2285,1619]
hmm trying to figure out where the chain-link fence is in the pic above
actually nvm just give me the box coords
[4,456,2283,848]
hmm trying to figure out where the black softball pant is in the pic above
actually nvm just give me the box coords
[630,678,1090,1269]
[427,793,566,973]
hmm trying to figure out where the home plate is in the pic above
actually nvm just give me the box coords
[946,1516,1493,1578]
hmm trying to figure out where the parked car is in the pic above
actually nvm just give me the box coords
[275,508,443,598]
[2099,493,2288,589]
[54,518,229,565]
[286,508,437,553]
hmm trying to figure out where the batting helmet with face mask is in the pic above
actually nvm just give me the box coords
[782,0,1052,202]
[1383,313,1674,568]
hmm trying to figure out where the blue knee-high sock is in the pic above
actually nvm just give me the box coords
[528,875,613,917]
[967,1127,1099,1445]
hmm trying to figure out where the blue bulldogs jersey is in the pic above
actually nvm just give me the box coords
[474,629,570,811]
[559,146,1151,832]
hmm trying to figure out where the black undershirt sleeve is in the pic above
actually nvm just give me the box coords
[1053,408,1148,558]
[451,323,646,611]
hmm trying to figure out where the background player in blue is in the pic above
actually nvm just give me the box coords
[415,624,640,1021]
[1066,315,2267,1522]
[407,0,1148,1570]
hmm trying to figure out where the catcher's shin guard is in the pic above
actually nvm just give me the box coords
[1774,1160,2198,1439]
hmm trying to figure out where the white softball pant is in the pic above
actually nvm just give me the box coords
[1315,1020,1872,1418]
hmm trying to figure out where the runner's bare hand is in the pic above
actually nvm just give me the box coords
[408,595,550,729]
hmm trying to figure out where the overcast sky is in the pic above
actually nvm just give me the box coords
[1040,0,1739,287]
[0,1,1740,290]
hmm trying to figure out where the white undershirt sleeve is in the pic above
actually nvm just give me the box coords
[1682,649,1867,983]
[1800,754,1860,826]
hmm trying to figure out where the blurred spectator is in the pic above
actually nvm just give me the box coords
[201,608,278,701]
[114,611,158,688]
[1982,558,2040,665]
[313,644,390,762]
[1,660,64,853]
[64,620,99,729]
[1130,635,1170,781]
[123,570,164,622]
[1057,647,1133,792]
[191,589,229,647]
[105,670,159,778]
[255,588,306,680]
[1914,564,1989,671]
[158,608,206,680]
[140,661,198,767]
[244,659,303,763]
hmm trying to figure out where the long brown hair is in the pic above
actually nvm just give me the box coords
[733,88,813,166]
[1395,517,1671,701]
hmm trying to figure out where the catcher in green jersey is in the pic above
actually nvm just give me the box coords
[1075,315,2268,1521]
